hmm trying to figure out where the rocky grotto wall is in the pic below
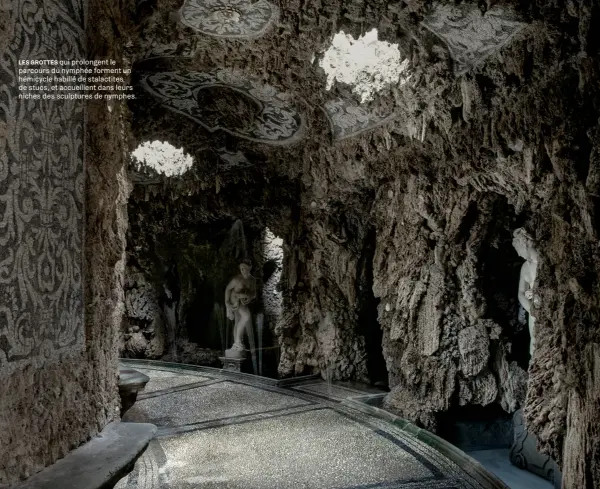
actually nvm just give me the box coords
[121,0,600,487]
[373,178,530,430]
[0,0,131,484]
[122,163,295,370]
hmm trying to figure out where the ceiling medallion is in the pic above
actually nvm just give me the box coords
[422,3,527,75]
[179,0,278,39]
[141,70,305,146]
[323,99,396,141]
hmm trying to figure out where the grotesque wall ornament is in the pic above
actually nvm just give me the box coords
[322,99,396,141]
[0,0,86,369]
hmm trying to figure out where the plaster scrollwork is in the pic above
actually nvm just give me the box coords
[0,0,85,370]
[140,70,305,145]
[179,0,278,39]
[422,3,527,75]
[323,99,396,141]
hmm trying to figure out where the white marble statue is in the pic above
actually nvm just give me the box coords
[512,228,540,356]
[224,260,256,358]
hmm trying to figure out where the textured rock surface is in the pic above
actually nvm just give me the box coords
[122,0,600,487]
[261,228,284,323]
[372,179,530,431]
[122,271,166,358]
[458,325,490,378]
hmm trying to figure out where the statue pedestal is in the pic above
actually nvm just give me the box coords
[118,368,150,416]
[219,346,280,376]
[220,356,245,372]
[510,409,562,488]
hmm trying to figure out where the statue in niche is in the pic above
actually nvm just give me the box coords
[224,260,256,358]
[512,228,540,356]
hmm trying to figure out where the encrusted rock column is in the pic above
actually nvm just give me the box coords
[373,177,527,430]
[277,217,369,381]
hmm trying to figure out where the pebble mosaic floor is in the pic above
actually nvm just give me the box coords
[116,362,506,489]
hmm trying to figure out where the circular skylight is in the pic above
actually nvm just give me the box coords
[320,29,410,103]
[131,141,193,177]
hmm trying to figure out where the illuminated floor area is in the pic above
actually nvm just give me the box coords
[116,361,508,489]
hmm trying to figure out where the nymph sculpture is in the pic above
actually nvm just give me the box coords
[224,260,256,358]
[512,228,539,356]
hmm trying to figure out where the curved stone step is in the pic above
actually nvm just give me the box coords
[14,422,156,489]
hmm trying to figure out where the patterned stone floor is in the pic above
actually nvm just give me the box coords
[116,362,507,489]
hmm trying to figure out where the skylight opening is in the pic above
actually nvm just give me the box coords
[320,28,410,103]
[131,140,193,177]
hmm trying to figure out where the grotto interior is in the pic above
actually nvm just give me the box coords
[1,0,600,488]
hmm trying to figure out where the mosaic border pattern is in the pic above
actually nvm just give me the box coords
[140,70,305,146]
[137,378,223,400]
[291,381,368,402]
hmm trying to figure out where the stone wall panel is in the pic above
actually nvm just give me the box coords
[0,0,130,483]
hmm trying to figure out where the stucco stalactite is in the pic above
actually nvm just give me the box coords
[523,181,600,489]
[260,228,284,322]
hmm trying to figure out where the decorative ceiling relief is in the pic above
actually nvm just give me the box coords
[139,41,196,62]
[217,148,252,171]
[179,0,278,39]
[422,4,527,75]
[322,99,396,141]
[141,70,305,145]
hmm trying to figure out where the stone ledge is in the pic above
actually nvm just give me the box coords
[119,369,151,416]
[341,398,510,489]
[14,422,156,489]
[119,358,320,387]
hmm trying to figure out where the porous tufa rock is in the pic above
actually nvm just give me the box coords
[458,325,490,378]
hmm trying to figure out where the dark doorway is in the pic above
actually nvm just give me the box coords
[357,227,388,387]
